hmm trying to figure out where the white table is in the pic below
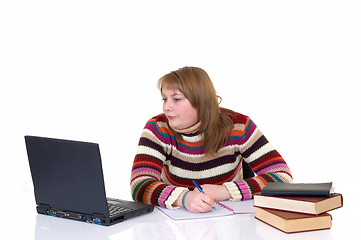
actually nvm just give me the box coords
[6,191,352,240]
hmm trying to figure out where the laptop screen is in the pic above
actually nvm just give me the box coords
[25,136,110,218]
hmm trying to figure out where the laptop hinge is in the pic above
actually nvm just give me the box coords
[37,203,51,215]
[92,213,107,225]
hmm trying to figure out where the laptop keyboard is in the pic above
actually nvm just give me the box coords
[108,204,132,217]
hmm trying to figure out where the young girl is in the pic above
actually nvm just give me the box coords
[130,67,292,213]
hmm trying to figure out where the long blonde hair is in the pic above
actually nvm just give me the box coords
[158,66,234,155]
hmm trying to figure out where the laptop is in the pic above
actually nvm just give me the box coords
[25,135,154,226]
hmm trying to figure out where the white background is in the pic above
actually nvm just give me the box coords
[1,0,360,238]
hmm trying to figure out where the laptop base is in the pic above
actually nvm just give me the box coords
[36,199,154,226]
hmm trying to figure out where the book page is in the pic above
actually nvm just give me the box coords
[157,200,255,220]
[218,199,255,214]
[156,202,233,221]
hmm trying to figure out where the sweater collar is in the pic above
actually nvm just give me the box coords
[173,121,201,135]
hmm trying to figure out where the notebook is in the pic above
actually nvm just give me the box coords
[157,199,255,220]
[25,135,154,226]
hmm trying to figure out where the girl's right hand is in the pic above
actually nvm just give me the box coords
[182,190,215,213]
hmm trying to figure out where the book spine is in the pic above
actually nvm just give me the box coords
[261,191,330,197]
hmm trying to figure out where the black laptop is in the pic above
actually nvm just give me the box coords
[25,136,154,226]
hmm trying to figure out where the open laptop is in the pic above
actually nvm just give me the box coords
[25,135,154,226]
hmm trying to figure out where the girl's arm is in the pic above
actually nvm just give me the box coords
[200,117,293,202]
[223,119,293,201]
[130,117,187,209]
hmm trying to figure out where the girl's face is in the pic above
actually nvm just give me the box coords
[161,88,199,131]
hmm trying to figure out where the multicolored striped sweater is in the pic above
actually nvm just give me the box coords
[130,110,292,209]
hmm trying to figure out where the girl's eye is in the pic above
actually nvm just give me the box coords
[161,98,167,102]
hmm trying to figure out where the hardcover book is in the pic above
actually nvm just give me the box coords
[261,182,333,197]
[255,207,332,233]
[254,193,343,215]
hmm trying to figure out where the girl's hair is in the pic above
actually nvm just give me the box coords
[157,66,234,155]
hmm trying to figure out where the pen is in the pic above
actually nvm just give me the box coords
[192,180,216,210]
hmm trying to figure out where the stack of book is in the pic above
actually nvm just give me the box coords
[254,182,343,234]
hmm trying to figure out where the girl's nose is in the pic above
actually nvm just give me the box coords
[163,100,172,112]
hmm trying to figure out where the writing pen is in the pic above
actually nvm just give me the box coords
[192,180,216,210]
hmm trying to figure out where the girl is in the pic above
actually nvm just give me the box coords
[130,67,292,213]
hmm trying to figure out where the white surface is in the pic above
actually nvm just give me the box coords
[4,190,352,239]
[1,1,360,239]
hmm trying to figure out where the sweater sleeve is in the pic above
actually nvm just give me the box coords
[223,118,293,201]
[130,116,187,209]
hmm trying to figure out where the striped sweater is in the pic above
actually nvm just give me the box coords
[130,111,292,209]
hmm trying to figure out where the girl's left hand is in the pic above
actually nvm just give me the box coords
[196,184,231,201]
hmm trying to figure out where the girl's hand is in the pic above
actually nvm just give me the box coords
[197,184,231,201]
[176,190,215,213]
